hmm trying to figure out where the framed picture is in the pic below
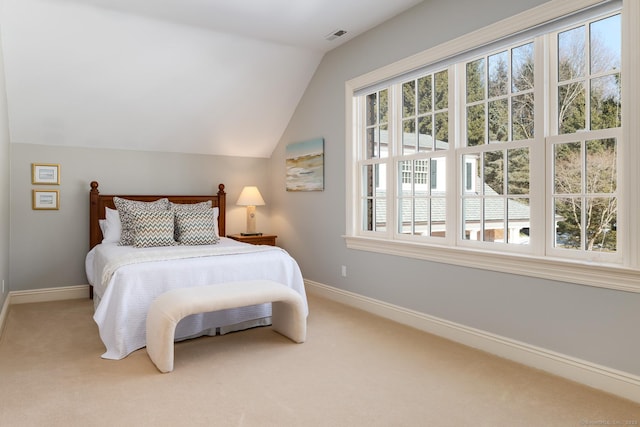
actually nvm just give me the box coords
[32,163,60,185]
[286,138,324,191]
[32,190,60,210]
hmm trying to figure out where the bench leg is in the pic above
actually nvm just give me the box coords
[271,300,306,343]
[147,310,178,373]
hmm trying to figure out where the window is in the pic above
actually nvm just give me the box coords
[346,0,639,292]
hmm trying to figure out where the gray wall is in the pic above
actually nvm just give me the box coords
[0,18,10,308]
[9,143,271,292]
[269,0,640,376]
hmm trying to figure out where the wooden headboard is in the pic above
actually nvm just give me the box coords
[89,181,227,250]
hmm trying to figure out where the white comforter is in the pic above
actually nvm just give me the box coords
[85,237,307,360]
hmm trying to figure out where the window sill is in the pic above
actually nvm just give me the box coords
[344,235,640,293]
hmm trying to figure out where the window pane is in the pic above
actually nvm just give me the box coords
[462,197,481,240]
[558,26,585,82]
[463,155,478,192]
[467,104,485,146]
[507,148,530,195]
[484,151,504,195]
[512,42,534,92]
[590,15,621,75]
[488,99,508,142]
[586,197,617,252]
[431,198,446,237]
[363,165,374,197]
[555,197,581,249]
[414,197,429,235]
[403,81,415,118]
[484,198,505,242]
[586,138,616,193]
[508,198,530,244]
[466,59,485,103]
[435,70,448,110]
[418,116,433,152]
[402,119,416,155]
[554,142,582,194]
[362,164,386,232]
[590,74,621,130]
[418,75,433,114]
[398,160,413,234]
[488,51,508,97]
[512,93,534,140]
[435,112,449,148]
[375,199,387,231]
[379,89,388,124]
[366,128,375,159]
[379,124,389,158]
[366,93,377,126]
[558,82,586,134]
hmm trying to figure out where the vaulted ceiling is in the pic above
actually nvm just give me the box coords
[1,0,422,157]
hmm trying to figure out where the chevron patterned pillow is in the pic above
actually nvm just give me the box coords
[114,197,170,245]
[131,210,177,248]
[175,209,219,246]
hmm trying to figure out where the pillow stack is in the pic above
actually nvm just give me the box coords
[105,197,220,248]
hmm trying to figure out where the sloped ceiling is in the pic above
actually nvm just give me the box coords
[1,0,422,157]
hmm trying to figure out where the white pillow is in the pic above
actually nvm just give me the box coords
[212,207,220,238]
[102,207,122,244]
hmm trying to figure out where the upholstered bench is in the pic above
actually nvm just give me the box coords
[146,280,307,373]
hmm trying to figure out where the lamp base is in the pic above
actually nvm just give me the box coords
[240,232,263,236]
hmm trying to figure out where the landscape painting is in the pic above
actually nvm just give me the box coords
[286,138,324,191]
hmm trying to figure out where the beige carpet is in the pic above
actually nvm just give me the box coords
[0,294,638,427]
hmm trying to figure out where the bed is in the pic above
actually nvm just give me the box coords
[85,181,307,360]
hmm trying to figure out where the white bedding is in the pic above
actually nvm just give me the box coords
[85,237,307,360]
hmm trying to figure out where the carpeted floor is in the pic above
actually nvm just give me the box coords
[0,293,638,426]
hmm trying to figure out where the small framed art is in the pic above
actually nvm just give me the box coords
[32,163,60,185]
[32,190,60,210]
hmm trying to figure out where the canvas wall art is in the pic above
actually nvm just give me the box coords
[286,138,324,191]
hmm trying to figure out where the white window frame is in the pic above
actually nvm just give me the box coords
[344,0,640,293]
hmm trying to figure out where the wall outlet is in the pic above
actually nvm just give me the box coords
[341,265,347,277]
[2,279,4,294]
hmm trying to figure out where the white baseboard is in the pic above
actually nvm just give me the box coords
[305,279,640,404]
[0,285,90,339]
[0,294,9,337]
[7,285,90,305]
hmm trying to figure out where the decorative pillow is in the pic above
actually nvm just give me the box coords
[170,200,212,211]
[175,209,219,245]
[101,207,122,244]
[114,197,170,245]
[132,210,176,248]
[170,201,213,240]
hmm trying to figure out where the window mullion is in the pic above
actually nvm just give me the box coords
[389,84,401,239]
[453,62,466,245]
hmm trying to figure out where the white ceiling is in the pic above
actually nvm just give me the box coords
[1,0,422,157]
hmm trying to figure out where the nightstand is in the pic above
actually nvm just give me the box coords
[227,234,277,246]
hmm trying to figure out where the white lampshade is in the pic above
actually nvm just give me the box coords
[236,186,265,235]
[236,186,265,206]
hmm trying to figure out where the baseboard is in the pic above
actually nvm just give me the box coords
[9,285,90,305]
[305,279,640,404]
[0,294,10,338]
[0,285,90,339]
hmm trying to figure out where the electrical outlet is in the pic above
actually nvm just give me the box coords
[2,279,4,294]
[341,265,347,277]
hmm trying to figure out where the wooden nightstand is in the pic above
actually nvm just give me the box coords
[227,234,277,246]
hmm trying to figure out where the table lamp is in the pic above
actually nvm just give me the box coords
[236,186,265,236]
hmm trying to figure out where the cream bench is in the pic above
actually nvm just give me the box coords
[146,280,307,373]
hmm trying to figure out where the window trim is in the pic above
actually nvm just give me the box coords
[344,0,640,293]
